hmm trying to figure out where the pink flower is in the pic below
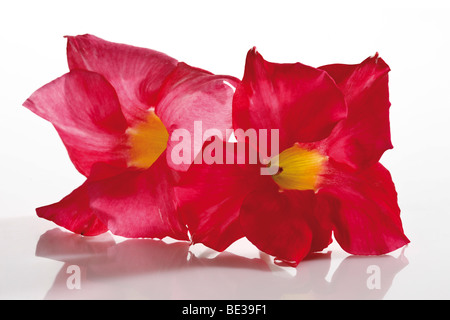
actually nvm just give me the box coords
[25,36,408,267]
[176,49,409,266]
[24,35,238,240]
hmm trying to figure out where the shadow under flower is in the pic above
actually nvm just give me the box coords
[35,228,408,300]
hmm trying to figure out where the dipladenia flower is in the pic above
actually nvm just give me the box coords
[176,48,409,266]
[25,36,408,267]
[24,35,238,240]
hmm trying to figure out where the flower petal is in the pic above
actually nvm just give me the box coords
[155,62,239,171]
[88,152,189,241]
[317,54,393,168]
[66,34,178,125]
[36,182,108,236]
[240,188,318,266]
[318,160,409,255]
[176,141,262,251]
[23,70,129,177]
[233,48,347,150]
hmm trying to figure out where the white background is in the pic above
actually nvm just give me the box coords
[1,0,450,299]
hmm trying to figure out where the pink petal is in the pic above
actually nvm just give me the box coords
[318,160,409,255]
[36,182,108,236]
[23,70,129,177]
[233,48,347,151]
[155,62,239,171]
[317,54,393,168]
[88,152,189,241]
[67,34,178,125]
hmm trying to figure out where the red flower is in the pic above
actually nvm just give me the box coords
[24,35,239,240]
[176,48,409,266]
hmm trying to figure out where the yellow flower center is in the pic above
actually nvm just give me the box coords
[271,144,327,191]
[127,109,169,169]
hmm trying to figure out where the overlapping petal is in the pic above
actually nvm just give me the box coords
[155,63,239,171]
[239,188,315,266]
[67,34,178,125]
[176,141,263,251]
[232,48,347,151]
[36,182,108,236]
[23,70,129,178]
[318,160,409,255]
[316,54,393,168]
[88,152,189,241]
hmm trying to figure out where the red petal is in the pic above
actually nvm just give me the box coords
[23,70,129,177]
[176,141,263,251]
[155,62,239,171]
[240,188,322,266]
[310,201,334,254]
[233,48,347,151]
[318,160,409,255]
[88,152,189,241]
[36,183,108,236]
[66,34,178,125]
[317,54,393,168]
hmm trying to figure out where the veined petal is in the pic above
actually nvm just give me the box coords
[36,182,108,236]
[176,140,263,251]
[155,62,239,171]
[239,188,317,266]
[317,54,393,168]
[66,34,178,126]
[23,70,129,178]
[88,151,189,241]
[233,48,347,151]
[318,160,409,255]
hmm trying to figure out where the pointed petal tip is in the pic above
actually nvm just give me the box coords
[246,46,261,60]
[64,33,95,40]
[22,97,32,109]
[368,52,390,72]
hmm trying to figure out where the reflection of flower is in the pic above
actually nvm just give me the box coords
[36,229,408,300]
[177,49,409,266]
[23,35,238,240]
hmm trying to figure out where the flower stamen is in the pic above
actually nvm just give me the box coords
[271,144,327,191]
[127,109,168,169]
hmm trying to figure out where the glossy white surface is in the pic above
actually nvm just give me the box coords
[0,215,447,300]
[1,0,450,300]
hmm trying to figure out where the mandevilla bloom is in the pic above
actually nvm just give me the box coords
[176,48,409,266]
[24,35,238,240]
[25,35,408,267]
